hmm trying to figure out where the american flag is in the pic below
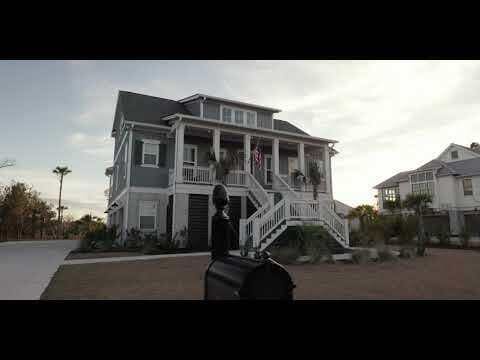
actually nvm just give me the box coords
[252,145,263,168]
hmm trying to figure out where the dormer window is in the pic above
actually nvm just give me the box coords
[451,150,458,160]
[221,105,256,128]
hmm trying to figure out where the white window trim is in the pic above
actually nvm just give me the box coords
[138,200,157,232]
[123,144,128,179]
[141,139,160,168]
[183,144,198,167]
[220,104,257,128]
[463,178,473,196]
[410,170,435,196]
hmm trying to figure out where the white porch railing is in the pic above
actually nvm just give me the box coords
[183,165,212,184]
[224,170,246,187]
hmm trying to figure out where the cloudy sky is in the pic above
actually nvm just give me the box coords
[0,60,479,218]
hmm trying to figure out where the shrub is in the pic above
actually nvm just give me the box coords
[377,248,397,262]
[436,230,450,247]
[270,246,301,265]
[459,227,471,249]
[399,246,416,259]
[398,215,417,245]
[142,233,159,254]
[351,249,371,264]
[126,228,143,249]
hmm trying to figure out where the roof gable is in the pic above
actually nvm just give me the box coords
[437,143,480,163]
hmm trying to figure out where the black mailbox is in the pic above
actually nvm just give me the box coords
[204,184,295,300]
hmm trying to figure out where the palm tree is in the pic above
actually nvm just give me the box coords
[308,162,322,200]
[402,193,432,256]
[53,166,72,239]
[348,204,377,233]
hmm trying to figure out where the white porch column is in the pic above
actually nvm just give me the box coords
[298,142,305,191]
[273,138,280,175]
[175,123,185,183]
[324,144,332,197]
[244,134,251,173]
[213,129,221,161]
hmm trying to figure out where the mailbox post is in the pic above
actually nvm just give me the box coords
[204,184,296,300]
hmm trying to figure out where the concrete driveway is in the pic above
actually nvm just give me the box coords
[0,240,78,300]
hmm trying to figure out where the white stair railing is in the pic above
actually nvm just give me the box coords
[239,172,272,249]
[273,173,300,200]
[224,170,246,187]
[318,203,349,247]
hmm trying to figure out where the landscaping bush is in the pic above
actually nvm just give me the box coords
[377,248,397,262]
[399,246,416,259]
[270,246,301,265]
[351,249,371,264]
[459,227,471,249]
[126,228,143,249]
[436,230,451,247]
[142,233,159,254]
[398,215,417,245]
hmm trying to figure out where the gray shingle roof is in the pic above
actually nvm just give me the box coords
[274,119,309,135]
[119,91,191,126]
[113,91,310,136]
[436,157,480,177]
[374,171,410,189]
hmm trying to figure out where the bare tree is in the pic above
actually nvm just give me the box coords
[0,158,15,169]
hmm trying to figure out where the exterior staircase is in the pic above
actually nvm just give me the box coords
[239,173,350,257]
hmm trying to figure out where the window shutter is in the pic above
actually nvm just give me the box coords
[135,140,143,165]
[158,143,167,167]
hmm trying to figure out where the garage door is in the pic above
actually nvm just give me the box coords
[188,194,209,251]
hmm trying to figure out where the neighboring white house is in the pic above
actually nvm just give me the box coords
[105,91,350,256]
[374,143,480,237]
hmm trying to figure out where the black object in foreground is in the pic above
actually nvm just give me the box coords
[205,184,295,300]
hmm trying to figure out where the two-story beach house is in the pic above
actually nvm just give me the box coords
[105,91,349,255]
[374,143,480,238]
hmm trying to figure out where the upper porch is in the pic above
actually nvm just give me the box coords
[168,120,333,194]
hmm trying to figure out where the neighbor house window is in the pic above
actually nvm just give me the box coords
[246,111,256,127]
[382,187,400,208]
[451,150,459,160]
[222,107,232,123]
[410,171,435,196]
[142,140,159,166]
[463,178,473,196]
[234,110,244,125]
[139,201,156,231]
[183,144,197,167]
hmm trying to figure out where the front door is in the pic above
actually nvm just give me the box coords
[288,157,299,184]
[264,155,272,184]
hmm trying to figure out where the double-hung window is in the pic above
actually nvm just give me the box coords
[142,140,159,167]
[410,171,435,196]
[221,105,257,128]
[463,178,473,196]
[222,107,232,123]
[139,201,156,231]
[183,144,197,167]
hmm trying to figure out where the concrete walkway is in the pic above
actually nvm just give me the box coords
[0,240,78,300]
[63,251,214,265]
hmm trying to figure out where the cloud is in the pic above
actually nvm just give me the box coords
[67,132,113,159]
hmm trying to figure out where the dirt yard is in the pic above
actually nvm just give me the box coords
[41,248,480,300]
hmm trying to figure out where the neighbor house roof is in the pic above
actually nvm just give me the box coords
[374,171,411,189]
[436,157,480,177]
[374,156,480,189]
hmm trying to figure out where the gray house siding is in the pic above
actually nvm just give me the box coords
[127,191,169,235]
[184,100,201,117]
[204,100,220,120]
[129,130,172,189]
[110,135,129,200]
